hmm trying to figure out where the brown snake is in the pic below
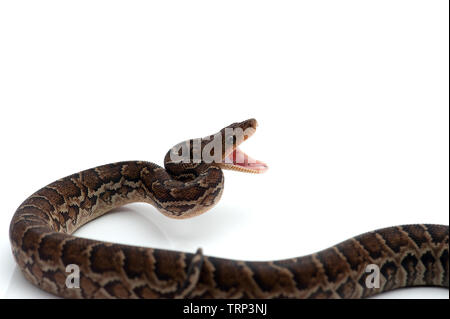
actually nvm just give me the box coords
[9,119,449,298]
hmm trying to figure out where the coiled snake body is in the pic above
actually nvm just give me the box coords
[9,119,449,298]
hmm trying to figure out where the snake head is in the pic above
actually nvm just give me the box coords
[215,118,268,174]
[165,118,268,177]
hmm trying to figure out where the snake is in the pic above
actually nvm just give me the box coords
[9,118,449,299]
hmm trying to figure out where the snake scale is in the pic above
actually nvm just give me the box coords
[9,119,449,298]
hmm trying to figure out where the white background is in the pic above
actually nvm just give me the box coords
[0,1,448,299]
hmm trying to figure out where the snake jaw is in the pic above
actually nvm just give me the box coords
[216,118,268,174]
[219,147,268,174]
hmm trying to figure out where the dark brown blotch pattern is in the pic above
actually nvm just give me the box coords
[89,244,121,273]
[152,249,185,283]
[356,232,385,259]
[401,225,429,247]
[377,227,411,253]
[275,256,323,291]
[37,233,66,264]
[317,248,350,283]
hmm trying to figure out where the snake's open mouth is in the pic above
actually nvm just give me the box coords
[212,118,268,174]
[221,147,268,173]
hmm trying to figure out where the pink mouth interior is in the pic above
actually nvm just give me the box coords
[224,147,268,172]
